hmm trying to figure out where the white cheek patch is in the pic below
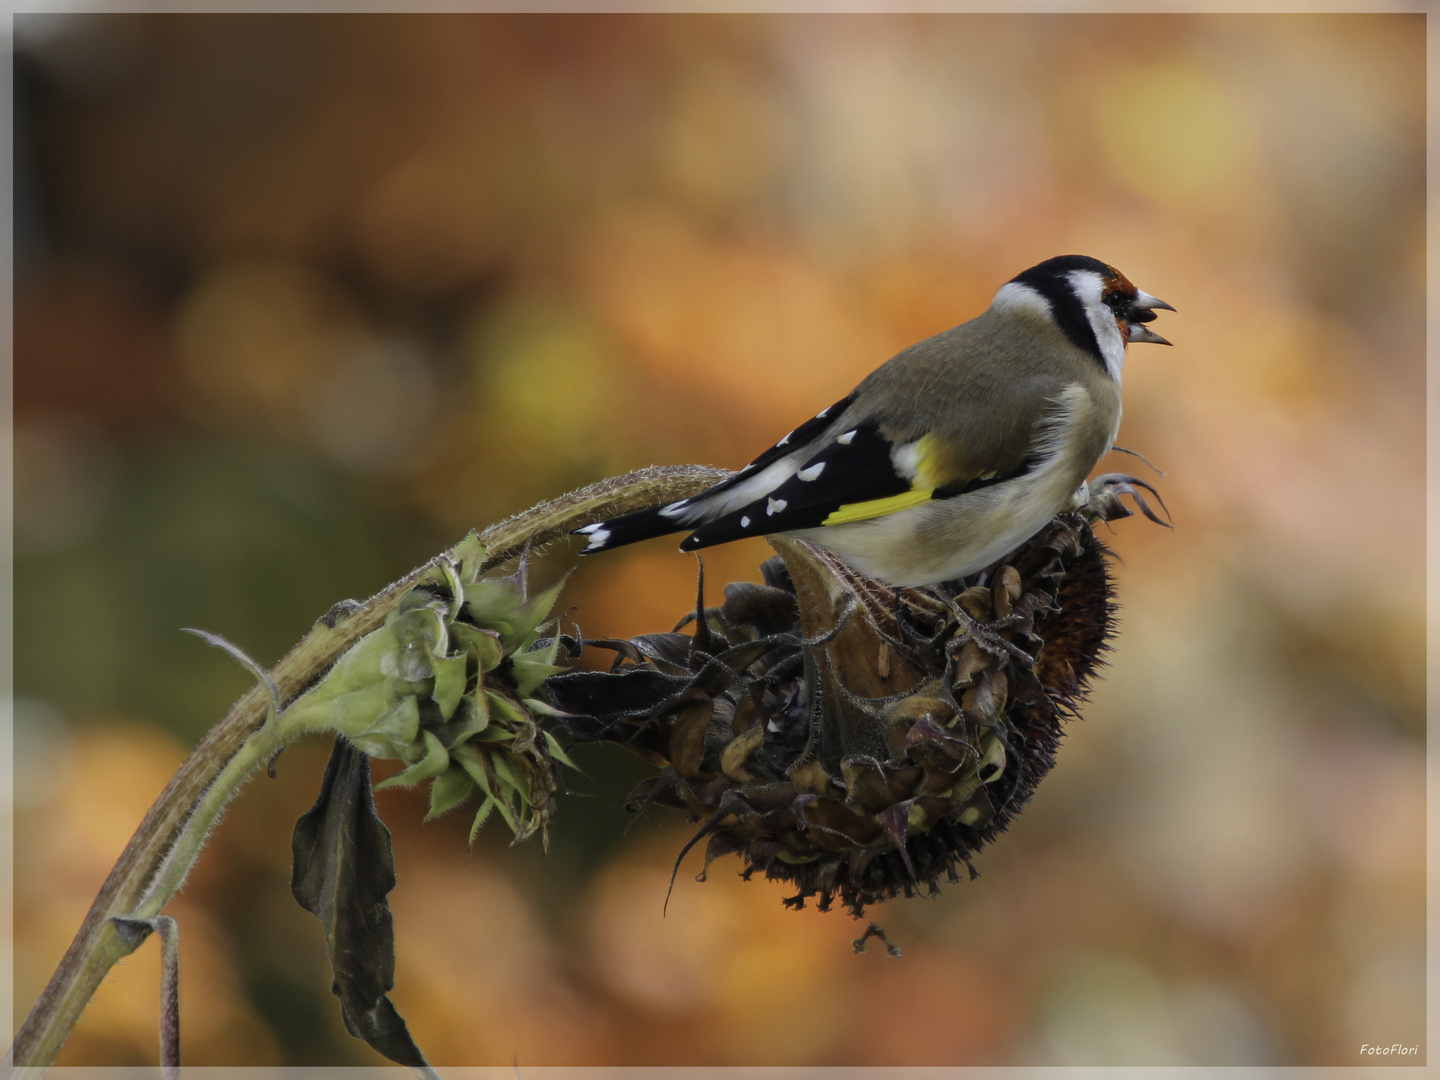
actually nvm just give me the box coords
[1067,268,1126,380]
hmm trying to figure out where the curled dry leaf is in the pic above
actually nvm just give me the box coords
[291,738,428,1069]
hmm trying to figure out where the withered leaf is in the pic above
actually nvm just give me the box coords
[630,633,701,669]
[685,638,778,694]
[545,668,694,735]
[291,737,428,1069]
[589,632,696,671]
[720,581,800,637]
[668,698,714,780]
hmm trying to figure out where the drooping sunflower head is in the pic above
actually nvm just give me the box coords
[546,480,1157,915]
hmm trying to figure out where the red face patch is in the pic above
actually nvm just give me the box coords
[1101,267,1138,341]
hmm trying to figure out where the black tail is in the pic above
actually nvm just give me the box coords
[574,506,689,554]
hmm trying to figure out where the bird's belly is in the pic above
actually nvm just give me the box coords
[787,463,1083,587]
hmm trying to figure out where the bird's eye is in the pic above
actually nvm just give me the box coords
[1100,292,1134,316]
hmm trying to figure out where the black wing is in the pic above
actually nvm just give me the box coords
[669,391,858,513]
[576,392,857,554]
[679,420,913,549]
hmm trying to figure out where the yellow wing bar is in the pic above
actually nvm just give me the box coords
[822,487,934,526]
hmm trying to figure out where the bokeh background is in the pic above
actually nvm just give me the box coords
[10,11,1425,1068]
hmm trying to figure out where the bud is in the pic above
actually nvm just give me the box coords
[282,534,572,847]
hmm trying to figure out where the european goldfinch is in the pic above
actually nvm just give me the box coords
[576,255,1172,587]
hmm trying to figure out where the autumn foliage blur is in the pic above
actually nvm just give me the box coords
[11,12,1424,1068]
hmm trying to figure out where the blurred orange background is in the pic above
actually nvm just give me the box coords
[10,12,1425,1068]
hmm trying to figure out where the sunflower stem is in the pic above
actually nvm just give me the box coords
[7,465,730,1072]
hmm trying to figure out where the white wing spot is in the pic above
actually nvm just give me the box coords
[816,406,831,418]
[798,462,826,482]
[583,527,611,550]
[837,430,857,445]
[740,515,751,528]
[893,441,923,478]
[776,431,793,447]
[657,500,690,520]
[767,497,787,516]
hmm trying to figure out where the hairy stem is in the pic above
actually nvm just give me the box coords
[7,465,729,1070]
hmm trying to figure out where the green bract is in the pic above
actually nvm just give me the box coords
[280,534,574,846]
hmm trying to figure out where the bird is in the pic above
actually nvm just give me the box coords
[575,254,1172,588]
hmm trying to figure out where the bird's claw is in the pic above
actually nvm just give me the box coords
[1082,473,1172,528]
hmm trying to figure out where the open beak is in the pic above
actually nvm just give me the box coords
[1126,289,1174,346]
[1128,324,1171,346]
[1133,290,1175,313]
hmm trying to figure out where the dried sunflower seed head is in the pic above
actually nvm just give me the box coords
[547,483,1147,915]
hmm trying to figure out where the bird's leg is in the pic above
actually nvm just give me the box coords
[891,587,908,645]
[794,644,828,769]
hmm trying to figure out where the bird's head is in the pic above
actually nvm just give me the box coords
[994,254,1174,380]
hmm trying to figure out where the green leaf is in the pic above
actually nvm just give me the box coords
[374,731,450,791]
[504,572,571,648]
[489,794,519,835]
[451,742,492,794]
[426,765,474,820]
[511,635,565,697]
[281,682,398,742]
[472,725,516,743]
[485,689,531,727]
[291,738,429,1069]
[523,696,567,717]
[451,623,504,673]
[277,629,400,739]
[490,746,524,797]
[430,652,468,721]
[463,578,525,636]
[468,797,497,846]
[453,744,519,834]
[542,728,582,772]
[434,555,466,621]
[434,693,489,749]
[451,531,489,584]
[350,697,421,759]
[386,606,447,682]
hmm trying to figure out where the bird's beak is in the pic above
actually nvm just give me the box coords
[1126,289,1174,345]
[1128,324,1172,346]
